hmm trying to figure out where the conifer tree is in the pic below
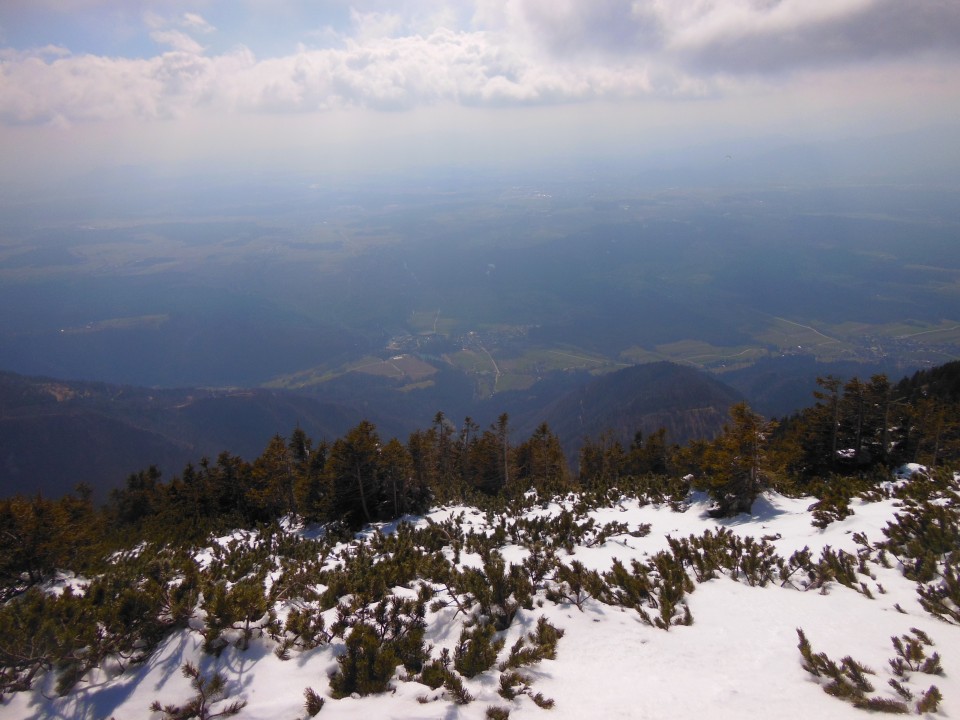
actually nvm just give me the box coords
[577,430,625,487]
[702,403,776,517]
[246,435,296,522]
[378,438,414,519]
[293,438,331,523]
[328,421,381,527]
[626,427,670,476]
[408,427,441,499]
[513,423,569,496]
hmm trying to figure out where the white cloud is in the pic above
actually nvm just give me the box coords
[150,29,205,55]
[0,0,958,127]
[0,28,676,123]
[182,12,215,34]
[350,10,405,42]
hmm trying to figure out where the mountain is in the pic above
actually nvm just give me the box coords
[527,361,744,459]
[0,372,393,500]
[896,360,960,403]
[25,354,944,504]
[0,362,746,500]
[721,355,911,418]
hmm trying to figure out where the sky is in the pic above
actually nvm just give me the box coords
[1,0,960,187]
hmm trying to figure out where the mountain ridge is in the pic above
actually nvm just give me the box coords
[0,361,744,499]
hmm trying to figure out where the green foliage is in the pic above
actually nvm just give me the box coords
[498,617,564,671]
[667,528,782,587]
[808,477,858,528]
[329,621,399,698]
[513,422,571,497]
[798,628,945,716]
[916,685,942,714]
[0,546,200,697]
[200,575,275,654]
[418,657,450,690]
[4,376,959,711]
[303,686,325,716]
[546,560,604,610]
[889,630,942,677]
[150,662,246,720]
[454,621,505,678]
[443,670,474,705]
[451,551,533,631]
[497,670,554,708]
[918,563,960,624]
[882,495,960,583]
[0,489,98,599]
[853,696,910,714]
[498,670,530,700]
[599,550,693,630]
[699,402,777,517]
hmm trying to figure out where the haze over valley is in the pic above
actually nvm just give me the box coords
[1,0,959,493]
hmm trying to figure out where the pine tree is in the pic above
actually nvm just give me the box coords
[702,403,776,517]
[246,435,296,522]
[328,421,382,527]
[378,438,414,520]
[626,427,669,476]
[577,430,624,487]
[513,423,569,496]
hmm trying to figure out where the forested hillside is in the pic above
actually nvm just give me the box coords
[0,362,743,500]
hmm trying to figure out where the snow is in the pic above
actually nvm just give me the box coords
[4,490,959,720]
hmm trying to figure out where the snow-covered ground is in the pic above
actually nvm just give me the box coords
[5,488,958,720]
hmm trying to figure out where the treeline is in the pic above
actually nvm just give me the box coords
[3,362,960,601]
[106,413,571,541]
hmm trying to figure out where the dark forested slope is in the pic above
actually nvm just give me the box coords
[0,372,382,499]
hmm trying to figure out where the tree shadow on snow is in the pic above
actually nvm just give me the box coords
[699,494,788,527]
[18,629,197,720]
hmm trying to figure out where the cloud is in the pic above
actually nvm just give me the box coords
[181,12,215,34]
[350,10,405,42]
[665,0,960,74]
[150,29,205,55]
[0,28,669,123]
[505,0,665,56]
[0,0,958,126]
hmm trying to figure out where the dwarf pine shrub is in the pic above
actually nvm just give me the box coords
[916,685,943,713]
[499,617,564,670]
[454,621,505,678]
[798,627,944,715]
[546,560,604,611]
[419,658,449,690]
[150,662,246,719]
[443,670,474,705]
[329,622,399,698]
[889,629,942,677]
[917,562,960,624]
[303,687,325,716]
[808,478,857,529]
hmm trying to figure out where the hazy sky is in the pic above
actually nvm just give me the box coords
[2,0,959,185]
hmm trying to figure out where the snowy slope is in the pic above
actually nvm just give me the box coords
[4,486,958,720]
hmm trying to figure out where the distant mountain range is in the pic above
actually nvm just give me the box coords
[532,362,743,462]
[0,373,372,499]
[1,362,744,500]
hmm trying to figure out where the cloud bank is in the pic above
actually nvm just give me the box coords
[1,0,958,126]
